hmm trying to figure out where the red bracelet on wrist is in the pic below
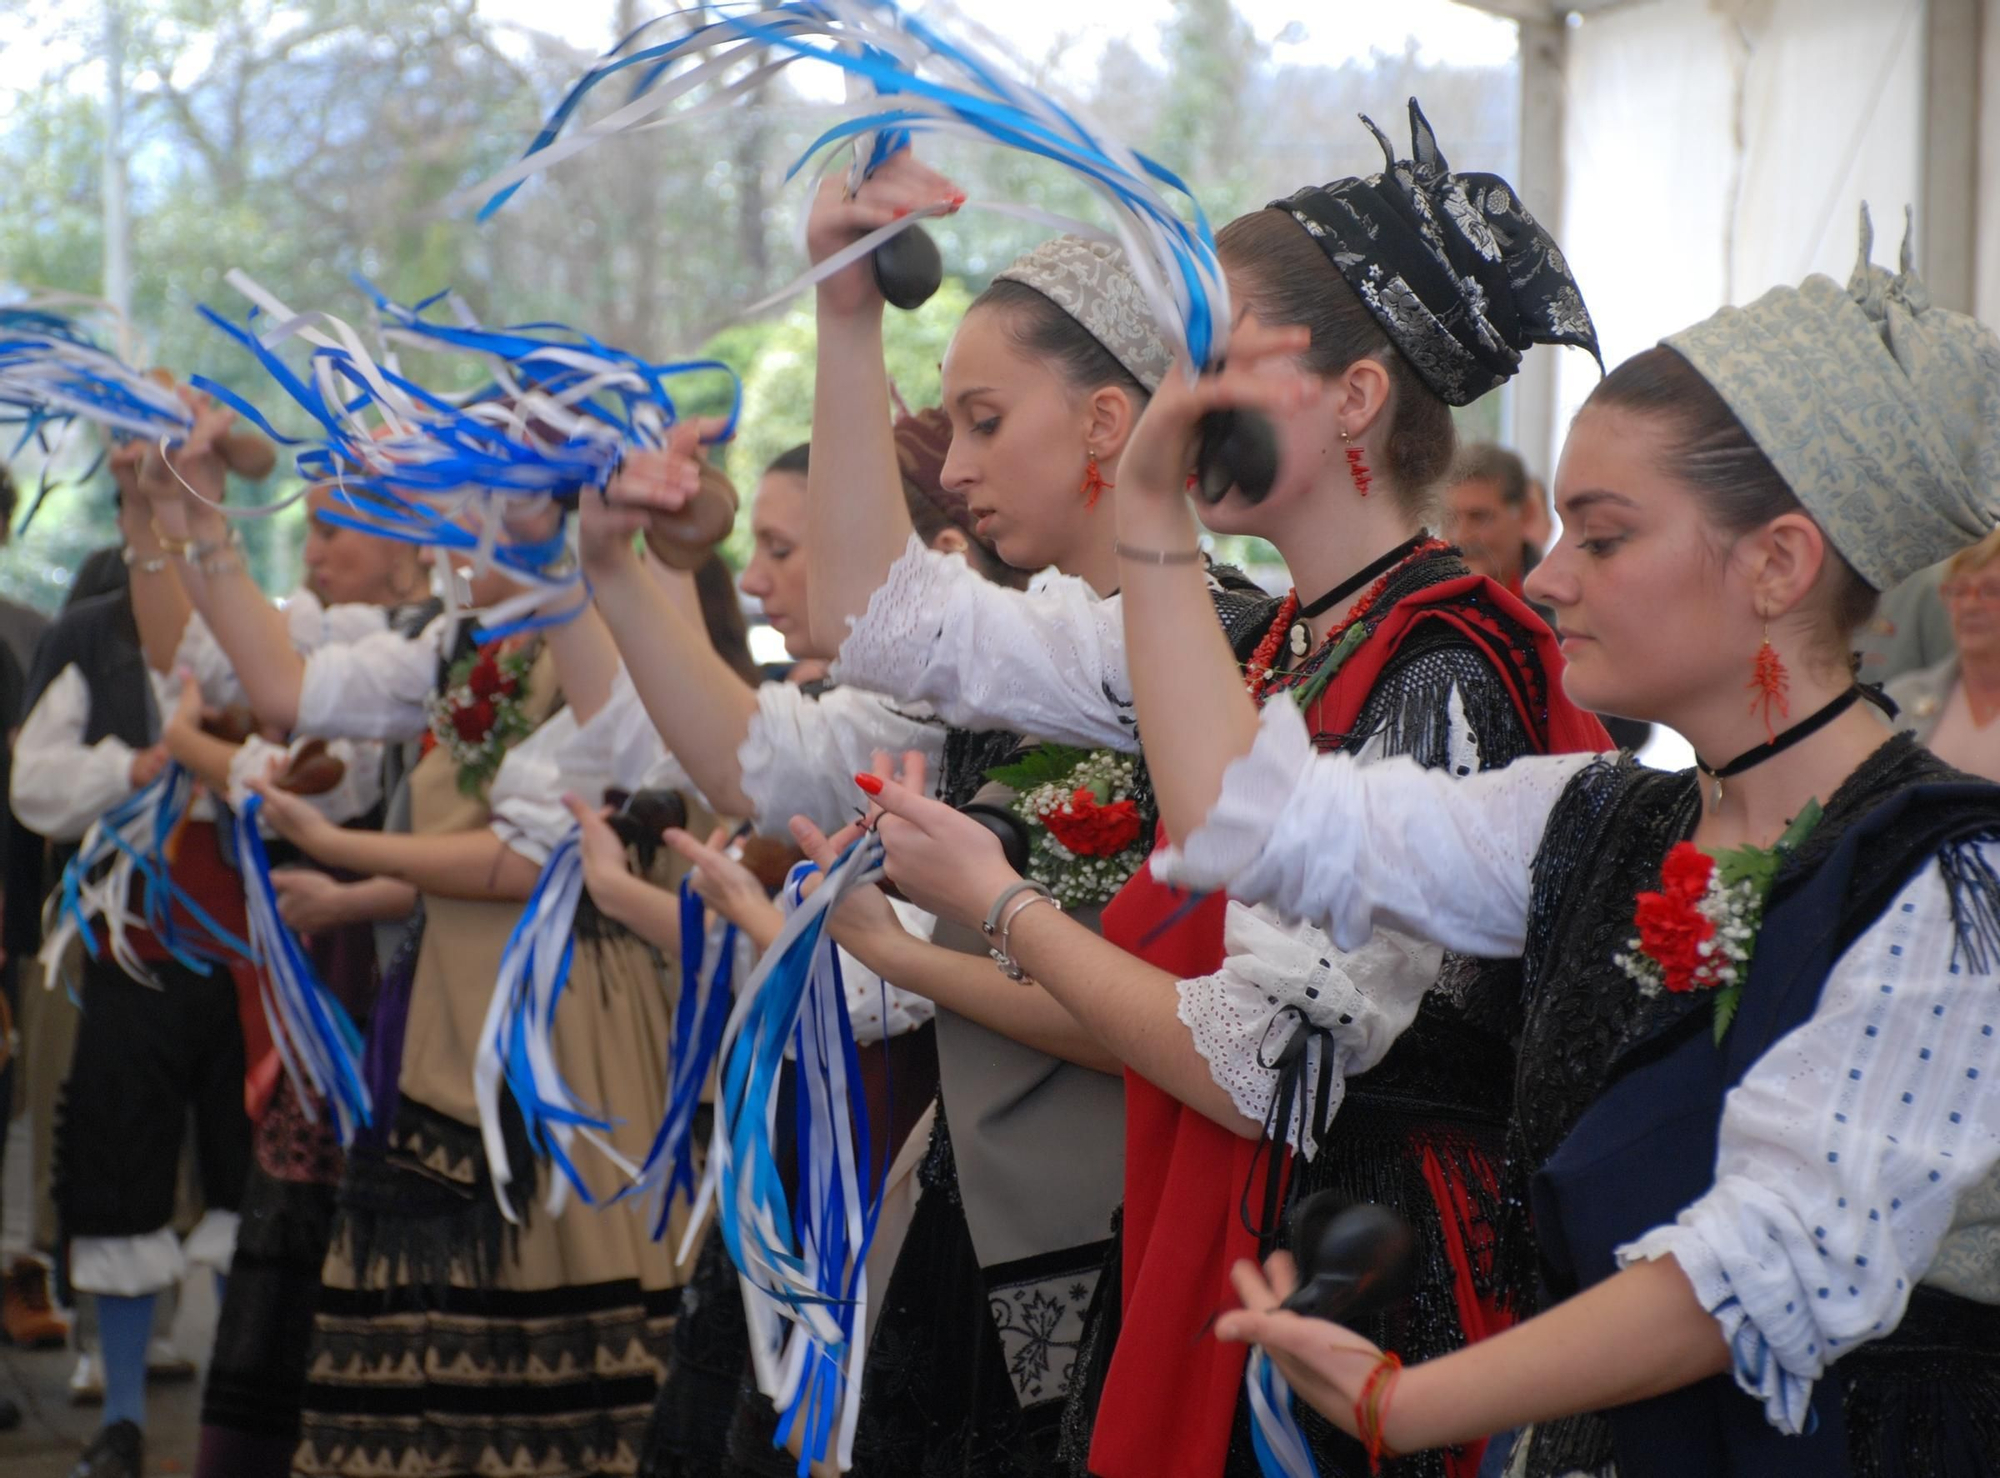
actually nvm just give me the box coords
[1355,1349,1404,1472]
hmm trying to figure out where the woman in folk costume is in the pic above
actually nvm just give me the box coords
[579,406,1111,1474]
[808,104,1609,1478]
[590,214,1261,1471]
[573,428,1010,1478]
[1092,209,2000,1478]
[11,421,330,1478]
[104,385,427,1478]
[133,430,740,1478]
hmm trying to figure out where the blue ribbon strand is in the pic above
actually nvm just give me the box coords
[190,272,741,643]
[620,878,741,1239]
[235,796,373,1143]
[1246,1347,1321,1478]
[474,830,639,1222]
[692,833,891,1472]
[467,0,1229,372]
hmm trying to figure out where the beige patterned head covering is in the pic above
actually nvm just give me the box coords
[1664,206,2000,591]
[992,236,1174,392]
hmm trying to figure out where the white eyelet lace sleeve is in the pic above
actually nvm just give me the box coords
[831,534,1142,751]
[226,734,384,828]
[1154,699,1593,957]
[295,613,447,742]
[736,682,946,836]
[839,898,937,1046]
[178,587,390,708]
[1176,900,1441,1154]
[1616,848,2000,1434]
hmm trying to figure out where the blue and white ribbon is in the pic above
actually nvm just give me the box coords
[234,796,372,1143]
[688,832,889,1472]
[622,877,742,1239]
[473,828,640,1222]
[0,293,193,529]
[468,0,1230,373]
[191,271,740,642]
[39,763,251,992]
[0,293,192,449]
[1246,1347,1320,1478]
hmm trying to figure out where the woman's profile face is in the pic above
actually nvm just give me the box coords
[739,471,812,654]
[937,304,1105,576]
[302,485,418,607]
[1527,405,1754,724]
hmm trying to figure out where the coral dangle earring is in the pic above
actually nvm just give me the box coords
[1341,428,1372,497]
[1080,450,1113,509]
[1748,619,1791,743]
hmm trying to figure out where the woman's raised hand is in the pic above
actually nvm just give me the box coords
[805,147,964,319]
[1116,318,1320,507]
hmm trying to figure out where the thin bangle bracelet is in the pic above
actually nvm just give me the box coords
[1114,540,1203,565]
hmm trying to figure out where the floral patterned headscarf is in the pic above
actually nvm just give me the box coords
[1272,98,1601,406]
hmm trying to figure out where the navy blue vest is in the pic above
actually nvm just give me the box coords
[1530,778,2000,1477]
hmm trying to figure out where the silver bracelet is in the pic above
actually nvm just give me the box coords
[198,548,246,579]
[981,878,1056,981]
[997,891,1061,981]
[121,550,171,575]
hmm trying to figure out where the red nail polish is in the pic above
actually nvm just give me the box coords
[854,773,884,796]
[892,204,911,219]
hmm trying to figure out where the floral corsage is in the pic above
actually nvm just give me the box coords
[987,745,1155,909]
[425,643,537,797]
[1615,801,1821,1041]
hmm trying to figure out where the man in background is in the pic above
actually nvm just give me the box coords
[1444,443,1652,752]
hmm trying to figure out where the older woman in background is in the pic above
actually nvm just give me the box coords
[1889,526,2000,779]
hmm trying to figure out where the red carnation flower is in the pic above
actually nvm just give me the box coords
[452,698,497,743]
[1659,842,1715,904]
[467,657,504,699]
[1043,788,1144,858]
[1633,885,1715,993]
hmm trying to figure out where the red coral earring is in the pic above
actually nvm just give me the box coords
[1748,619,1791,742]
[1081,450,1113,508]
[1341,428,1372,497]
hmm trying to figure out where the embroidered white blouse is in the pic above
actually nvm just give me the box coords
[1158,699,2000,1434]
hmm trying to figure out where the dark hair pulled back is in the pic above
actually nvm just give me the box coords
[1216,208,1456,519]
[969,278,1150,407]
[1584,345,1878,639]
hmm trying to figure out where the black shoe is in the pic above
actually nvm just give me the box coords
[0,1393,19,1431]
[69,1419,143,1478]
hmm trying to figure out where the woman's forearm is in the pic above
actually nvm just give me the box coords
[545,601,621,727]
[591,553,759,815]
[160,499,307,728]
[1001,900,1259,1136]
[290,823,541,902]
[1114,494,1263,842]
[1392,1256,1729,1452]
[853,925,1121,1075]
[337,875,421,924]
[591,869,683,952]
[125,522,195,676]
[805,304,913,653]
[163,724,241,796]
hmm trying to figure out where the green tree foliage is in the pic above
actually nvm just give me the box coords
[0,0,1518,609]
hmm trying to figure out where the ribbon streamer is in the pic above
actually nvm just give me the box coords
[235,796,373,1143]
[191,272,740,641]
[620,878,742,1240]
[39,763,252,993]
[468,0,1230,372]
[685,834,890,1472]
[0,295,193,530]
[472,829,641,1222]
[1246,1347,1321,1478]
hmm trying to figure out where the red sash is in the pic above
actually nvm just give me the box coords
[1087,575,1610,1478]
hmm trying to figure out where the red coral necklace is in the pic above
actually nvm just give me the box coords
[1246,535,1447,703]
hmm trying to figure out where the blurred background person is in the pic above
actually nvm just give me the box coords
[1890,528,2000,781]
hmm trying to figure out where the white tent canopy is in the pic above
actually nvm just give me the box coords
[1463,0,1998,483]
